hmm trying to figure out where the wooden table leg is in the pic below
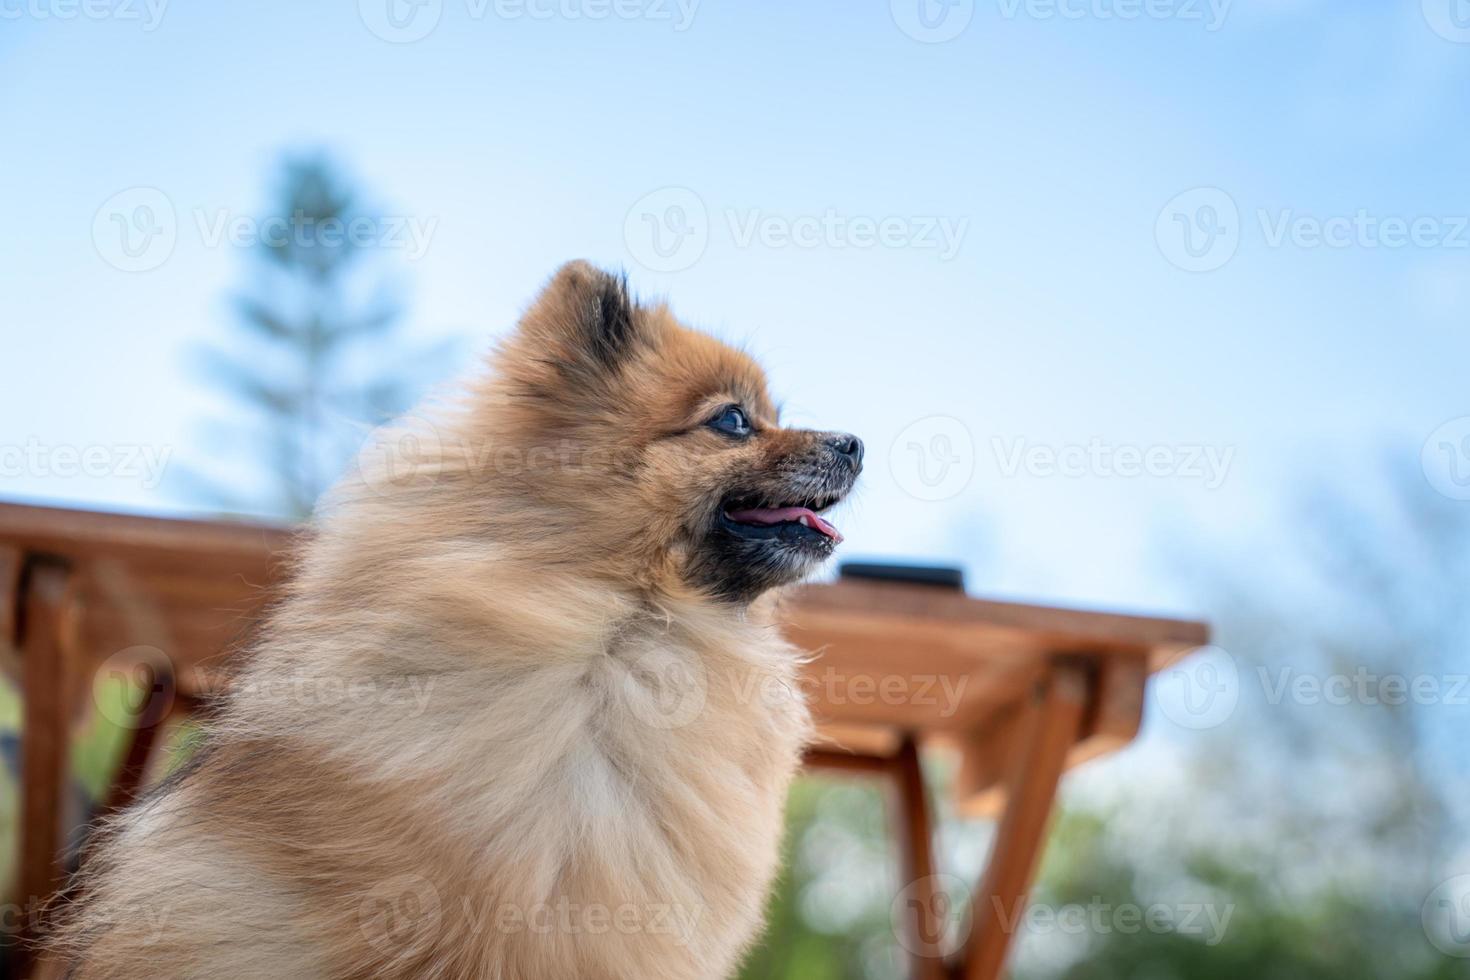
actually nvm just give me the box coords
[962,660,1090,980]
[17,558,76,964]
[99,656,178,817]
[891,735,947,980]
[0,545,21,653]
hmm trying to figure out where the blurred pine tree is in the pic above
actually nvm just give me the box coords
[182,153,449,518]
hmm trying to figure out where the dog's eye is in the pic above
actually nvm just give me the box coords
[708,405,752,437]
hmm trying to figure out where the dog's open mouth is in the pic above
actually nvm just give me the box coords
[721,492,845,544]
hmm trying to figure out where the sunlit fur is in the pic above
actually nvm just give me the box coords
[45,262,861,979]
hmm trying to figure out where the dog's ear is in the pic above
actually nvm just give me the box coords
[517,260,642,371]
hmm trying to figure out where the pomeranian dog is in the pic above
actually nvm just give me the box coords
[47,262,862,979]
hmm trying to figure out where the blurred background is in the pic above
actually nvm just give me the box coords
[3,2,1470,976]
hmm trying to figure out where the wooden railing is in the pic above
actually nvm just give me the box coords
[0,501,1207,979]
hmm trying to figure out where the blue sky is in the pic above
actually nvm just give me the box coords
[4,0,1470,616]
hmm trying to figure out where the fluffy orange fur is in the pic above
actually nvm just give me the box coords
[44,262,862,979]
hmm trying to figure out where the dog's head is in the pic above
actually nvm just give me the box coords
[479,261,861,603]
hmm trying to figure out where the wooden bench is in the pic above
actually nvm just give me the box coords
[0,501,1206,979]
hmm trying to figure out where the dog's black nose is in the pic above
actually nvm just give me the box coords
[828,433,864,468]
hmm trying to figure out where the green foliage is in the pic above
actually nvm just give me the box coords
[738,776,907,980]
[1011,805,1461,980]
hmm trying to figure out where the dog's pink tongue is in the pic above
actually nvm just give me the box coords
[727,506,843,543]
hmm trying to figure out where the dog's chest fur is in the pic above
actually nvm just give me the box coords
[54,567,813,980]
[336,599,813,978]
